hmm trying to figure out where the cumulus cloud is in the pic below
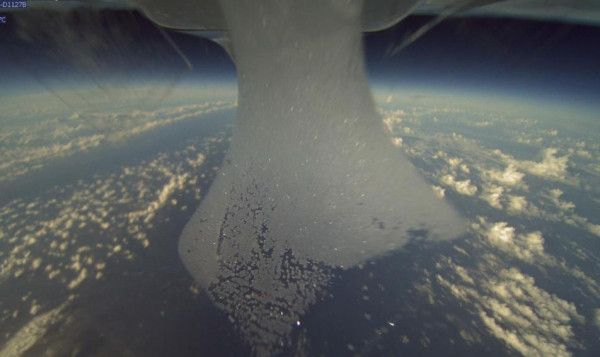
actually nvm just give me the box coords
[495,148,570,181]
[594,309,600,329]
[472,218,545,263]
[483,164,525,187]
[505,195,542,217]
[0,303,68,356]
[481,185,504,209]
[127,173,190,225]
[377,98,599,354]
[432,185,445,199]
[470,217,600,297]
[545,188,575,212]
[587,223,600,237]
[0,133,229,357]
[501,188,600,238]
[441,174,478,196]
[0,134,218,306]
[382,109,405,133]
[477,268,583,357]
[446,157,462,169]
[508,195,527,213]
[436,260,583,357]
[391,137,403,147]
[0,100,233,184]
[573,149,592,159]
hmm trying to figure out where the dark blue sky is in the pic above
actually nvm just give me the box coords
[1,9,599,110]
[0,10,235,94]
[365,15,600,110]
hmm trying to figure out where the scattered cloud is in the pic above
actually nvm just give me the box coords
[506,195,540,216]
[391,137,403,147]
[470,217,600,297]
[0,133,221,326]
[483,164,525,187]
[495,148,570,181]
[545,188,575,212]
[382,109,405,133]
[447,157,462,169]
[477,268,583,357]
[594,309,600,329]
[432,185,445,199]
[481,185,504,209]
[472,218,544,263]
[378,98,599,354]
[0,101,233,184]
[573,149,592,159]
[440,174,478,196]
[0,303,68,357]
[437,259,584,357]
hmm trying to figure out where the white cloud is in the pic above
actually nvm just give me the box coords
[470,217,600,298]
[587,223,600,237]
[382,110,405,133]
[507,195,527,213]
[496,148,570,181]
[127,173,190,225]
[481,185,504,209]
[575,149,591,159]
[441,174,478,196]
[67,268,88,290]
[447,157,462,168]
[472,219,545,263]
[594,309,600,329]
[506,195,540,216]
[0,303,68,356]
[0,101,233,184]
[483,164,525,187]
[437,261,583,357]
[473,121,491,128]
[545,188,575,212]
[432,185,445,199]
[482,268,583,357]
[391,137,403,147]
[0,137,213,294]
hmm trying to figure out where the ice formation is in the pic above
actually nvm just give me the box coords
[175,0,466,354]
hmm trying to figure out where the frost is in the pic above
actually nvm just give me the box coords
[179,0,465,354]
